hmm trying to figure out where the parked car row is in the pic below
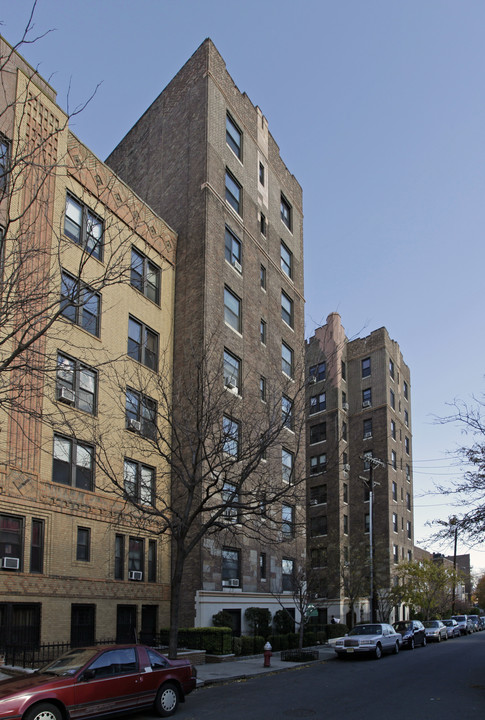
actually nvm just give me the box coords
[333,615,484,660]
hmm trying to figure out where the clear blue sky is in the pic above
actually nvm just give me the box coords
[3,0,485,573]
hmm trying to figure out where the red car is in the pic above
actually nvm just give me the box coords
[0,644,197,720]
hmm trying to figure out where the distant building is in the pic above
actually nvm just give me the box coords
[305,313,413,625]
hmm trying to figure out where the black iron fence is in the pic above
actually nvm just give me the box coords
[3,639,116,670]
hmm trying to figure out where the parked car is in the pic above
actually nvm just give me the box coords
[334,623,401,659]
[442,619,460,638]
[478,616,485,630]
[452,614,473,635]
[392,620,427,649]
[468,615,480,632]
[0,644,196,719]
[423,620,448,642]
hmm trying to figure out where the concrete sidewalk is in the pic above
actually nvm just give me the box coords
[195,646,336,686]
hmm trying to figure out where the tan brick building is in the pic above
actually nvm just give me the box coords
[305,313,414,625]
[0,38,176,646]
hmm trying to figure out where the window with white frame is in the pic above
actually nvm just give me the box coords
[309,362,326,382]
[125,388,157,439]
[224,286,241,333]
[393,513,398,532]
[280,241,292,278]
[223,415,240,457]
[53,435,94,491]
[130,247,160,304]
[223,349,241,393]
[128,316,159,371]
[224,226,242,271]
[281,291,293,328]
[282,504,294,539]
[57,353,97,414]
[282,394,293,430]
[61,271,100,337]
[124,459,155,506]
[64,193,103,260]
[361,357,371,378]
[280,194,292,230]
[282,447,294,483]
[281,341,293,377]
[225,169,242,214]
[363,418,372,439]
[391,450,397,470]
[226,113,242,159]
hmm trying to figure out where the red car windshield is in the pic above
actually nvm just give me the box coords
[40,648,97,676]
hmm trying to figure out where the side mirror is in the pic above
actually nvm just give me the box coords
[80,669,96,682]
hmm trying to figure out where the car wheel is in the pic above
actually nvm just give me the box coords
[409,637,415,650]
[155,683,179,718]
[374,643,382,659]
[393,642,399,655]
[422,636,426,647]
[437,634,441,642]
[444,632,448,640]
[24,703,62,720]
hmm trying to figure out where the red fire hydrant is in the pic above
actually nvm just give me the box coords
[263,641,272,667]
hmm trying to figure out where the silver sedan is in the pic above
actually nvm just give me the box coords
[423,620,448,642]
[334,623,401,659]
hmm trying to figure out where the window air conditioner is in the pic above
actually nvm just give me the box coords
[1,557,20,570]
[127,418,142,432]
[363,431,372,439]
[308,376,316,384]
[229,578,240,587]
[128,570,143,581]
[234,260,242,273]
[222,580,231,587]
[343,464,350,472]
[310,499,318,505]
[224,379,238,394]
[57,386,75,404]
[342,402,349,411]
[363,400,371,408]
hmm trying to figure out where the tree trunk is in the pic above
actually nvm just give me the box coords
[168,543,186,659]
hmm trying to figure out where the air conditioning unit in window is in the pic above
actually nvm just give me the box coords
[57,386,75,404]
[128,570,143,581]
[1,557,20,570]
[343,464,350,472]
[310,499,318,506]
[308,376,316,385]
[233,260,242,273]
[229,578,240,587]
[224,379,238,395]
[342,402,349,411]
[363,431,372,439]
[362,400,372,408]
[127,419,142,432]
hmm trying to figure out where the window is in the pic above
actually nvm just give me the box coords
[225,169,242,214]
[30,520,44,574]
[310,422,326,444]
[223,415,240,457]
[343,483,348,504]
[361,357,371,378]
[282,395,293,430]
[222,481,239,523]
[389,358,395,379]
[259,161,265,186]
[343,514,348,535]
[310,484,327,504]
[282,505,294,539]
[280,241,292,278]
[341,360,346,380]
[310,548,327,568]
[363,418,372,439]
[61,271,100,337]
[115,535,125,580]
[310,392,326,414]
[364,513,370,533]
[390,388,395,409]
[76,527,90,562]
[260,552,267,580]
[260,318,266,344]
[282,447,294,483]
[260,264,266,289]
[260,212,267,236]
[404,409,409,427]
[362,388,372,407]
[222,547,240,584]
[124,459,155,506]
[406,492,411,511]
[310,454,327,475]
[364,483,370,502]
[226,113,242,158]
[281,291,293,328]
[0,515,23,568]
[128,537,144,574]
[309,362,326,382]
[281,342,294,377]
[224,287,241,333]
[405,436,410,455]
[391,450,397,470]
[393,513,398,533]
[407,521,412,539]
[125,389,157,439]
[57,353,97,414]
[391,420,396,439]
[407,550,412,562]
[282,557,294,590]
[392,481,397,501]
[224,349,241,393]
[130,247,160,303]
[148,540,157,582]
[403,381,409,399]
[342,421,347,442]
[260,376,266,401]
[280,194,292,230]
[64,194,103,260]
[310,516,327,537]
[406,464,411,482]
[342,390,347,407]
[53,435,94,491]
[224,226,242,271]
[0,135,9,194]
[393,544,399,564]
[128,316,159,370]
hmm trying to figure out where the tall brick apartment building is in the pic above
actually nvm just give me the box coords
[0,38,175,646]
[305,313,413,625]
[107,39,307,632]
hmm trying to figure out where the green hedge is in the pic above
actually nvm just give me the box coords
[159,627,232,655]
[325,623,349,639]
[240,635,265,655]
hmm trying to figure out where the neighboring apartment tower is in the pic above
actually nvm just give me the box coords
[0,38,176,646]
[305,313,413,625]
[107,39,306,633]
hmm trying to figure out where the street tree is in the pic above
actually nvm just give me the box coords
[475,573,485,609]
[397,558,457,619]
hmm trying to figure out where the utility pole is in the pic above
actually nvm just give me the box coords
[360,455,385,622]
[437,515,458,615]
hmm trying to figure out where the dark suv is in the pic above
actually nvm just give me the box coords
[393,620,427,649]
